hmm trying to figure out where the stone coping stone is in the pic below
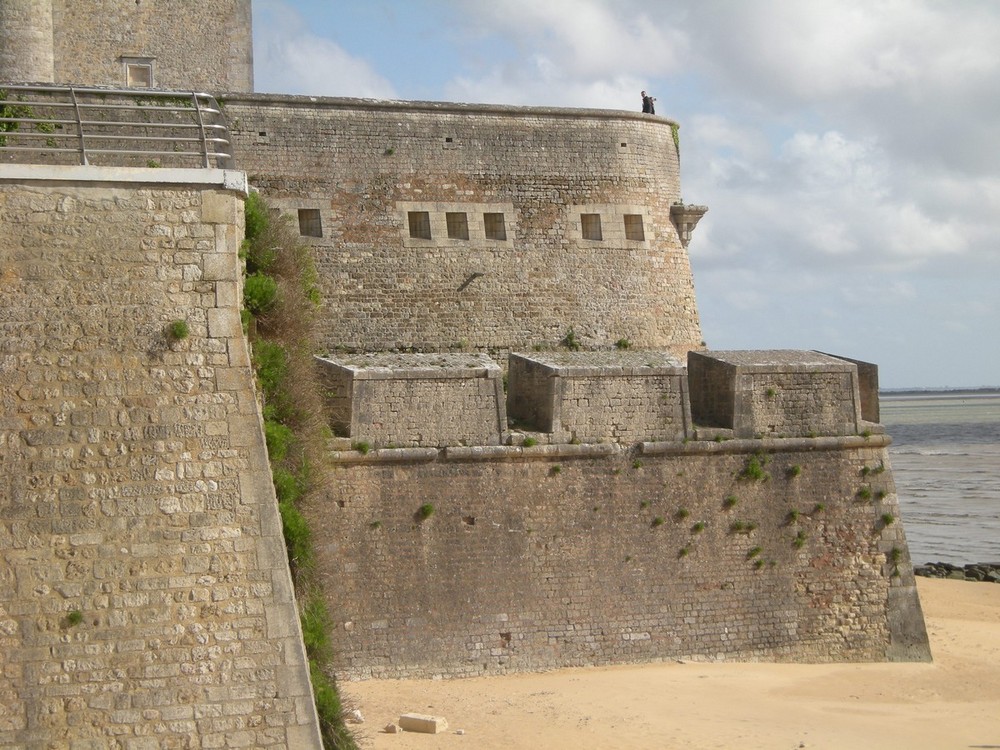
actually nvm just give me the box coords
[317,353,499,379]
[225,92,680,127]
[694,349,855,370]
[512,350,684,376]
[0,164,248,193]
[639,433,892,456]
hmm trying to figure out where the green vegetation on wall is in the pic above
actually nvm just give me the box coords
[242,191,356,750]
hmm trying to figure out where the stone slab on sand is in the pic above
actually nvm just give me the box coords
[398,713,448,734]
[347,578,1000,749]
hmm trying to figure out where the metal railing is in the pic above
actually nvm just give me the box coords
[0,84,234,169]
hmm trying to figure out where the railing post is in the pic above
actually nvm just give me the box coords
[193,93,210,168]
[70,86,88,165]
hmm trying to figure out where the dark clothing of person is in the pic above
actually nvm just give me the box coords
[642,94,655,114]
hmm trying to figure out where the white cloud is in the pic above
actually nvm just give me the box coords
[253,1,397,98]
[259,0,1000,386]
[454,0,688,79]
[445,62,643,109]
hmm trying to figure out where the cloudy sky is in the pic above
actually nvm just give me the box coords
[252,0,999,389]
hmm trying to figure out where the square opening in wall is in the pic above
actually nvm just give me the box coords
[581,213,603,241]
[446,212,470,240]
[298,208,323,237]
[624,214,645,241]
[408,211,432,239]
[122,57,154,88]
[484,212,507,241]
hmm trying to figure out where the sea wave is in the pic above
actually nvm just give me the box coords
[890,447,972,457]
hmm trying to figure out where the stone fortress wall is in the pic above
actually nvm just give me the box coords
[0,167,321,748]
[221,94,704,359]
[308,349,930,679]
[0,2,933,739]
[0,0,253,91]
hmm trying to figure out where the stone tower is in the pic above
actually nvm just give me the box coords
[0,0,253,92]
[0,0,55,83]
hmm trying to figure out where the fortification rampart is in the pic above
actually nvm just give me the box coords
[222,94,703,358]
[0,166,321,747]
[310,435,929,680]
[305,349,929,678]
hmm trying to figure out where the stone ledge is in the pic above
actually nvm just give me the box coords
[326,435,892,464]
[640,434,892,456]
[224,91,679,127]
[0,164,248,194]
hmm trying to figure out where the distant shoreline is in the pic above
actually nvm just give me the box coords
[881,386,1000,397]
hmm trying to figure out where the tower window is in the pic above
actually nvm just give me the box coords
[446,212,470,240]
[298,209,323,237]
[581,213,603,241]
[121,56,155,88]
[624,214,645,241]
[408,211,432,240]
[484,213,507,241]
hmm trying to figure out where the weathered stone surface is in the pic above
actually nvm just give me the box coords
[0,0,253,91]
[688,350,865,439]
[399,713,449,734]
[223,95,703,360]
[312,436,930,680]
[317,353,507,448]
[0,176,321,748]
[507,351,691,443]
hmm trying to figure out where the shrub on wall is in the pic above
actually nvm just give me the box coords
[244,272,279,315]
[242,193,356,749]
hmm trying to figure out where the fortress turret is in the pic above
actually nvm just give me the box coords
[1,0,253,91]
[0,0,55,83]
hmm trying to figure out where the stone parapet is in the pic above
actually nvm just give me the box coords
[316,353,507,448]
[688,350,864,439]
[508,351,691,444]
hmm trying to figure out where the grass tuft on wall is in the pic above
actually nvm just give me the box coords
[243,191,356,749]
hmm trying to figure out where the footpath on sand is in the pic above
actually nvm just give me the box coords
[345,577,1000,750]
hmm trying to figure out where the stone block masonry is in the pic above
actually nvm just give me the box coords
[317,352,507,448]
[310,437,930,679]
[222,95,704,359]
[0,167,321,747]
[507,351,691,444]
[688,350,865,439]
[1,1,253,92]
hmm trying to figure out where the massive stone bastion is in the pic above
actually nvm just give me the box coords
[0,164,322,747]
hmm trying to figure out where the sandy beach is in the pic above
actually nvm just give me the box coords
[344,578,1000,749]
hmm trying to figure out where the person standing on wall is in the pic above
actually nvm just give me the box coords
[641,91,656,114]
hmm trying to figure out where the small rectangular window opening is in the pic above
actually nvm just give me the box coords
[624,214,645,241]
[298,208,323,238]
[125,63,152,88]
[408,211,432,240]
[446,212,470,240]
[581,213,603,241]
[484,213,507,241]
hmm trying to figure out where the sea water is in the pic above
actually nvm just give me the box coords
[882,390,1000,565]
